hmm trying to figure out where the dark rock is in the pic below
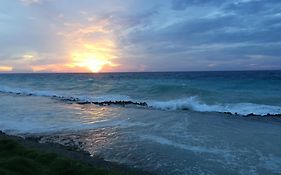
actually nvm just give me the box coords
[224,112,232,115]
[246,113,259,117]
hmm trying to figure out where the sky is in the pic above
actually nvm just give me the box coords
[0,0,281,73]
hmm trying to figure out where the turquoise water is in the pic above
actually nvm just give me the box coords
[0,71,281,175]
[0,71,281,115]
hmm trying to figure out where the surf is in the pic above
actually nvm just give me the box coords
[1,86,281,117]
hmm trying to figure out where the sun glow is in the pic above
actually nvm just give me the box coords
[29,21,119,73]
[70,52,113,73]
[0,66,12,72]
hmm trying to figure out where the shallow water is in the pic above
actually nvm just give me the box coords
[0,94,281,175]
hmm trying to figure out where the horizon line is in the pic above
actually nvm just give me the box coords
[0,69,281,74]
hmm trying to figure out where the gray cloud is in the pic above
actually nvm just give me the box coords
[113,0,281,70]
[0,0,280,72]
[171,0,225,11]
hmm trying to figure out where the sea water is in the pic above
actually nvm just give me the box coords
[0,71,281,174]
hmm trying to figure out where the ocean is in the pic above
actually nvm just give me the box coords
[0,71,281,174]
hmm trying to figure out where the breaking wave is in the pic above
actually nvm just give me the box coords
[149,97,281,116]
[1,86,281,117]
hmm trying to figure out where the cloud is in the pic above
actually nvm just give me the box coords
[112,0,281,70]
[20,0,40,5]
[171,0,226,10]
[0,0,280,72]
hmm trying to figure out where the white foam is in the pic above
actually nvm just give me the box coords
[149,97,281,116]
[1,85,281,116]
[0,85,60,97]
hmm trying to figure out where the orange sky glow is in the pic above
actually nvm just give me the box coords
[1,0,280,72]
[1,17,120,73]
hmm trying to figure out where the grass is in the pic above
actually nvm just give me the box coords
[0,138,121,175]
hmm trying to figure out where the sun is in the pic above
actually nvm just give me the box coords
[80,57,110,73]
[70,52,111,73]
[75,56,109,73]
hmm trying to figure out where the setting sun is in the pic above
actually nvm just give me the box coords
[70,52,112,73]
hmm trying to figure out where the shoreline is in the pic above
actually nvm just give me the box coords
[0,131,154,175]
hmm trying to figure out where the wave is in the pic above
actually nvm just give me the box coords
[0,86,132,103]
[149,97,281,116]
[1,86,281,117]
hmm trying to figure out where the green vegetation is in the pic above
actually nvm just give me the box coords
[0,138,120,175]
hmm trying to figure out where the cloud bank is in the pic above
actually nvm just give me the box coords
[0,0,280,72]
